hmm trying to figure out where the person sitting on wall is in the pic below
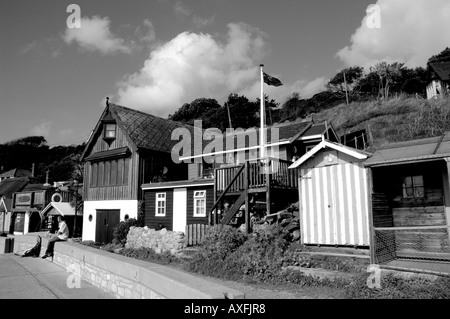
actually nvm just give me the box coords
[42,215,69,259]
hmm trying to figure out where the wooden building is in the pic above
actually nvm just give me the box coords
[426,62,450,99]
[142,179,214,232]
[364,133,450,268]
[179,120,340,231]
[80,101,192,243]
[289,140,371,247]
[0,177,30,233]
[10,184,55,235]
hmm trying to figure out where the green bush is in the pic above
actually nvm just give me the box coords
[112,218,141,245]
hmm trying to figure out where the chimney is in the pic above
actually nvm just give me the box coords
[31,163,35,177]
[43,170,51,187]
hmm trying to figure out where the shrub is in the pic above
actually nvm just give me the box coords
[184,224,248,278]
[345,273,450,299]
[120,247,181,265]
[112,218,141,245]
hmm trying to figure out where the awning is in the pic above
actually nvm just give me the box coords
[85,147,131,162]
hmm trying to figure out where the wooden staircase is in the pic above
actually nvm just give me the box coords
[208,158,299,232]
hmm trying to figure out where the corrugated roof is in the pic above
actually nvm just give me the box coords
[430,62,450,81]
[364,132,450,167]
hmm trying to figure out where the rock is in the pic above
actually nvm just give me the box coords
[114,248,124,254]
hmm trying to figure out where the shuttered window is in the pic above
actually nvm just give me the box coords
[90,158,130,188]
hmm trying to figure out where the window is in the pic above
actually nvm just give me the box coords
[104,124,116,139]
[156,193,166,216]
[402,175,424,198]
[305,145,315,153]
[193,190,206,217]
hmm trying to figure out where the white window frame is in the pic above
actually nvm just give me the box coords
[193,190,206,217]
[155,192,166,216]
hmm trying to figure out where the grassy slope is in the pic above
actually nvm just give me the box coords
[310,95,450,151]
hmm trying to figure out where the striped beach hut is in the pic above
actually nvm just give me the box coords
[289,140,371,247]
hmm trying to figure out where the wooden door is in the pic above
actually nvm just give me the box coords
[95,210,120,244]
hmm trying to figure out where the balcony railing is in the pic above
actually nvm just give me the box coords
[214,157,298,193]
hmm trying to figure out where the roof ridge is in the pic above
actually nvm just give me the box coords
[109,103,195,130]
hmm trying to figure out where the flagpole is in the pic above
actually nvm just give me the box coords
[260,64,265,159]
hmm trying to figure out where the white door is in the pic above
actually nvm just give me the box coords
[173,188,187,232]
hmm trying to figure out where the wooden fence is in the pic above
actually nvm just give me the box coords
[185,224,209,246]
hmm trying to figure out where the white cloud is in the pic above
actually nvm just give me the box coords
[19,41,38,55]
[115,23,267,117]
[293,77,328,99]
[173,1,214,28]
[30,121,52,137]
[62,16,132,55]
[337,0,450,68]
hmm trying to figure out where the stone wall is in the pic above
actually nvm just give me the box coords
[125,227,186,256]
[10,233,244,299]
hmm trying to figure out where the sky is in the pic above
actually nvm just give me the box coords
[1,0,449,147]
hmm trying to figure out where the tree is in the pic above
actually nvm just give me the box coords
[427,47,450,64]
[168,98,221,125]
[326,66,364,103]
[371,62,404,99]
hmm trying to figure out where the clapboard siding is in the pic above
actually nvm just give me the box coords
[186,186,213,225]
[372,193,394,228]
[92,123,130,153]
[144,190,173,230]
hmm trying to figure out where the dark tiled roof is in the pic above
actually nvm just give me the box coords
[364,132,450,167]
[111,103,196,153]
[0,168,32,179]
[0,177,30,197]
[22,184,53,192]
[430,62,450,81]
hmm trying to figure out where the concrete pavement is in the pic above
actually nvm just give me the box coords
[0,253,114,299]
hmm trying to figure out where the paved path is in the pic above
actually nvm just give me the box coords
[0,254,114,299]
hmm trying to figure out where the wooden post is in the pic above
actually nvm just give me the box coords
[212,168,217,226]
[266,160,272,216]
[442,158,450,242]
[244,162,250,233]
[366,167,376,265]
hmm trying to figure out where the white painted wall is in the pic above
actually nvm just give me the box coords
[82,200,138,241]
[173,188,187,232]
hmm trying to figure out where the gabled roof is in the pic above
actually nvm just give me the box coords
[364,132,450,167]
[0,177,30,197]
[81,102,196,161]
[289,140,370,169]
[430,62,450,81]
[179,120,322,161]
[40,202,76,217]
[0,197,12,212]
[0,168,32,179]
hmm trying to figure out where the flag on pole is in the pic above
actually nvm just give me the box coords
[263,72,283,87]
